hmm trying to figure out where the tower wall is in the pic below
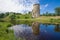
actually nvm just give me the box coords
[32,4,40,18]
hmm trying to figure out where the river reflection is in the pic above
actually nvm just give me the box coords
[55,24,60,32]
[32,22,40,35]
[10,22,60,40]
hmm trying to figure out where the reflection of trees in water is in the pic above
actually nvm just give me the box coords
[55,24,60,32]
[10,19,16,25]
[44,23,48,27]
[16,20,32,26]
[10,20,33,26]
[42,23,60,32]
[43,23,54,27]
[32,22,40,35]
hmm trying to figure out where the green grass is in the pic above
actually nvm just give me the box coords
[0,22,15,40]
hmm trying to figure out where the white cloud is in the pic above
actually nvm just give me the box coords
[0,0,39,13]
[45,4,48,7]
[40,4,49,13]
[40,4,48,10]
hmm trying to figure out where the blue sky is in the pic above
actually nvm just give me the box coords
[0,0,60,14]
[40,0,60,14]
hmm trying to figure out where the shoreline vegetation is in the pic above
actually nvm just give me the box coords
[1,16,60,24]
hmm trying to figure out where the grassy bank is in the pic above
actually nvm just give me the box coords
[15,16,60,24]
[0,22,15,40]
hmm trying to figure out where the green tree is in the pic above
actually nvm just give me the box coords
[5,12,9,16]
[0,13,5,18]
[45,12,49,16]
[10,13,16,25]
[55,7,60,16]
[28,11,32,14]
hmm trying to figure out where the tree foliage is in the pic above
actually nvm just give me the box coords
[0,13,5,18]
[55,7,60,16]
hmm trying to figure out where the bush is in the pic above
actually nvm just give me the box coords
[7,24,12,27]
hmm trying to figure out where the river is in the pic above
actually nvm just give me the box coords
[9,22,60,40]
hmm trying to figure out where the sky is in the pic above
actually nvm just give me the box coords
[0,0,60,14]
[40,0,60,14]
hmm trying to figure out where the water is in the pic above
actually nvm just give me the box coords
[10,22,60,40]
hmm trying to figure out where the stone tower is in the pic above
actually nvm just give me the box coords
[32,4,40,18]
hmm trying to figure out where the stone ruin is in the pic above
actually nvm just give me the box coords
[32,4,40,18]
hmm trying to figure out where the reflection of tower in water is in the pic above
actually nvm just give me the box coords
[55,24,60,32]
[32,22,40,35]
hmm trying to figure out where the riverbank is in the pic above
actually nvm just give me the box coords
[15,16,60,24]
[1,16,60,24]
[0,16,60,40]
